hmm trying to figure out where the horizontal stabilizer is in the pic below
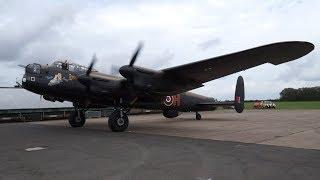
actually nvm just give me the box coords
[196,101,234,106]
[196,76,245,113]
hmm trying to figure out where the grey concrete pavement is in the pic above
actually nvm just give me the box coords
[0,110,319,179]
[37,110,320,150]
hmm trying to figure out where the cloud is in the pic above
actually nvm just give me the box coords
[0,0,319,100]
[148,50,175,69]
[198,38,221,51]
[267,0,303,11]
[0,1,78,63]
[276,49,320,82]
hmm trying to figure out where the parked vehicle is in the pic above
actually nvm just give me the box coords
[253,101,276,109]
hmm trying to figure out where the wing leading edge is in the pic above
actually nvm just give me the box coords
[162,41,314,84]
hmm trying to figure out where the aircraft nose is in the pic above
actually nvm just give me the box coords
[14,74,24,88]
[21,75,27,87]
[21,74,28,88]
[21,74,37,89]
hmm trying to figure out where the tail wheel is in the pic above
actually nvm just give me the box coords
[108,110,129,132]
[196,112,202,120]
[68,110,86,127]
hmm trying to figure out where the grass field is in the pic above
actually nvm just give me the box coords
[244,101,320,110]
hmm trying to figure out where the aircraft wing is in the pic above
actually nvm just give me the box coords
[162,41,314,85]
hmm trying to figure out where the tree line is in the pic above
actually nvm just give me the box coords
[280,86,320,101]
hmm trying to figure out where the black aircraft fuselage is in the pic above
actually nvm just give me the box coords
[22,62,221,114]
[19,41,314,132]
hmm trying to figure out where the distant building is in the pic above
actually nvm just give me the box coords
[0,88,72,110]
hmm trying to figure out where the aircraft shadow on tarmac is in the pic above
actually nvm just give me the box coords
[32,115,246,134]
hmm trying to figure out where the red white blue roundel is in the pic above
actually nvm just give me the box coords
[164,96,173,106]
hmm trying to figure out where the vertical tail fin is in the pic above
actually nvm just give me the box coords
[234,76,245,113]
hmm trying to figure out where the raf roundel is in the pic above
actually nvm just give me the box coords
[164,96,173,106]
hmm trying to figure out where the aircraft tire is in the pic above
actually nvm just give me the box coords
[68,110,86,127]
[108,110,129,132]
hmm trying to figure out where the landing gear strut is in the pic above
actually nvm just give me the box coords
[68,109,86,127]
[196,112,201,120]
[108,109,129,132]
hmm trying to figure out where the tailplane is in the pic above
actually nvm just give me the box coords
[195,76,245,113]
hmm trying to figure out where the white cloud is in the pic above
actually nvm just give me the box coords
[0,0,319,100]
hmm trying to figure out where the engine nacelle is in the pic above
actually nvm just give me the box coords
[163,109,180,118]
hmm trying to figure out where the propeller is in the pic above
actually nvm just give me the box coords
[18,64,26,68]
[129,42,143,67]
[79,43,145,92]
[86,54,97,76]
[119,42,144,80]
[78,53,98,93]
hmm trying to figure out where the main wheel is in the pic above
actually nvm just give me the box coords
[196,112,201,120]
[68,110,86,127]
[108,110,129,132]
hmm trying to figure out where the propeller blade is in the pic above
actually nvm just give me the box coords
[81,53,97,93]
[18,64,26,68]
[86,54,97,76]
[129,42,143,67]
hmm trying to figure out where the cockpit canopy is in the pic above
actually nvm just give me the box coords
[51,61,97,74]
[26,63,41,74]
[25,61,98,75]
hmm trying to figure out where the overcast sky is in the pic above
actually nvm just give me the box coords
[0,0,319,100]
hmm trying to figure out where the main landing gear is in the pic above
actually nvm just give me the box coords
[196,112,202,120]
[108,109,129,132]
[68,104,129,132]
[68,109,86,127]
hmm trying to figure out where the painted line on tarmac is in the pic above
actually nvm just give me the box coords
[25,147,46,152]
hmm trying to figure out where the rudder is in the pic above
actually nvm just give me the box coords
[234,76,245,113]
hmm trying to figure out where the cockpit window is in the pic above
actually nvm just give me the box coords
[70,64,88,73]
[53,62,63,69]
[69,64,75,71]
[51,61,91,74]
[26,64,41,74]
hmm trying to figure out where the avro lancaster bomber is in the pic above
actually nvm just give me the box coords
[19,41,314,132]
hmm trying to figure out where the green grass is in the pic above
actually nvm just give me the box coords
[244,101,320,110]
